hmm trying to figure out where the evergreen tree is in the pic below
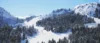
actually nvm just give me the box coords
[48,39,56,43]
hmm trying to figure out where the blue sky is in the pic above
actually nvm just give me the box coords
[0,0,99,17]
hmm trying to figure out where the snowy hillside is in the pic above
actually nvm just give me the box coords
[74,2,100,18]
[24,17,72,43]
[74,2,100,28]
[22,2,100,43]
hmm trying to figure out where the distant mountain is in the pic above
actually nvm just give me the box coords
[74,2,100,18]
[0,7,24,27]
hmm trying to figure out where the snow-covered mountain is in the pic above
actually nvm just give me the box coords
[24,17,71,43]
[23,2,100,43]
[74,2,100,18]
[0,7,23,27]
[0,2,100,43]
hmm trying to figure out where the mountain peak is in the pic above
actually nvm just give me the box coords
[74,2,100,18]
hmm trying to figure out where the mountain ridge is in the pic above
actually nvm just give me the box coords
[0,7,24,27]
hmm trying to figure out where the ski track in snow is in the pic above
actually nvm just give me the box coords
[24,17,72,43]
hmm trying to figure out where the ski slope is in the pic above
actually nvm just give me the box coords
[24,17,72,43]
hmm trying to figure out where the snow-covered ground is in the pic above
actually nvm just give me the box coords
[84,17,100,28]
[74,2,98,17]
[24,17,72,43]
[84,23,98,28]
[94,18,100,24]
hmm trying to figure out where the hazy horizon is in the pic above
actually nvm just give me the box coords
[0,0,99,17]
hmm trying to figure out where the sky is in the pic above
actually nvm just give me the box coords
[0,0,99,17]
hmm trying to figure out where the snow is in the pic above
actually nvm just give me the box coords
[84,23,98,28]
[15,16,30,19]
[94,18,100,24]
[74,2,98,17]
[24,17,72,43]
[74,2,100,28]
[22,2,100,43]
[84,16,100,28]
